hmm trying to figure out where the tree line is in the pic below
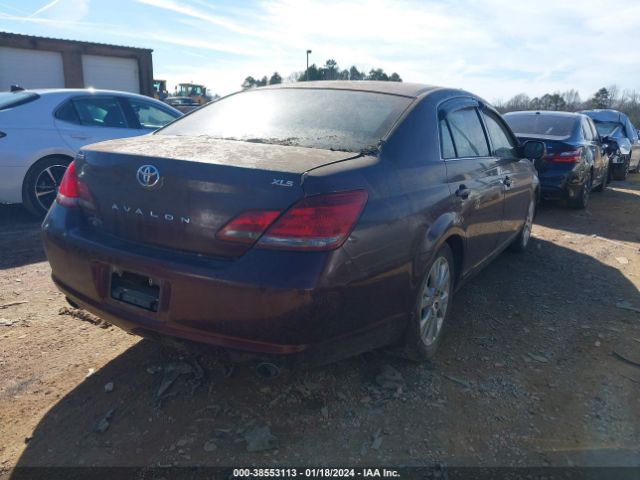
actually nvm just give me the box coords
[494,86,640,126]
[241,59,402,90]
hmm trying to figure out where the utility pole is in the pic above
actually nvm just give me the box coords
[306,49,312,81]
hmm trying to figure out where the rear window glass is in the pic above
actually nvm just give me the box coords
[593,121,623,137]
[505,114,576,138]
[0,92,40,111]
[157,88,413,152]
[55,100,80,124]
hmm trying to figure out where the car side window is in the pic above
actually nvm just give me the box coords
[581,118,593,141]
[481,110,517,159]
[439,119,456,159]
[71,96,128,128]
[54,100,80,124]
[445,107,490,158]
[587,118,599,141]
[127,99,178,129]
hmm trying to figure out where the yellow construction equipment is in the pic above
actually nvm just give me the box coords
[176,83,210,105]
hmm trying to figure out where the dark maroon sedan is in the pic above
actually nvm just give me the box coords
[42,81,543,365]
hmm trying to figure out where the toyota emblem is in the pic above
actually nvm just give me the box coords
[136,165,161,189]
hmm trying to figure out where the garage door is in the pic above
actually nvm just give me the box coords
[82,55,140,93]
[0,47,65,90]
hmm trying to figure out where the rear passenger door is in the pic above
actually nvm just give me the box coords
[53,95,140,152]
[479,107,531,246]
[439,99,505,271]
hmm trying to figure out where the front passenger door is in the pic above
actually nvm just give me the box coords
[440,102,504,271]
[479,108,532,246]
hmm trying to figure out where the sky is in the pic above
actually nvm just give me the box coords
[1,0,639,103]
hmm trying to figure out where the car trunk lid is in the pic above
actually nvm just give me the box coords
[78,135,360,257]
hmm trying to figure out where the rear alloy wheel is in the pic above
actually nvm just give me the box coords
[568,172,591,209]
[402,244,454,361]
[510,196,535,252]
[22,156,70,217]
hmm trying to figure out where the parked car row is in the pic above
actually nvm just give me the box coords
[503,108,639,209]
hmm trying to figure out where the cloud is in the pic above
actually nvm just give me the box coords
[2,0,640,102]
[29,0,89,23]
[30,0,60,17]
[134,0,258,37]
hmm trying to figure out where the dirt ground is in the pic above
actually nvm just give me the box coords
[0,175,639,475]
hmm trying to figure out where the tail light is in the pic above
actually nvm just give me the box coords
[258,190,368,251]
[56,161,95,209]
[550,148,582,163]
[216,190,368,251]
[216,210,281,244]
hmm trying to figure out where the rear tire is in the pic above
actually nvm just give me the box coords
[568,172,591,209]
[22,156,71,218]
[510,195,535,252]
[400,244,455,362]
[612,158,629,181]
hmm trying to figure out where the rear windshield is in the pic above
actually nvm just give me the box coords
[593,121,623,137]
[157,88,413,152]
[504,113,576,138]
[0,92,40,111]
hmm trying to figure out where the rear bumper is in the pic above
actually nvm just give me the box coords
[42,206,409,364]
[538,167,587,200]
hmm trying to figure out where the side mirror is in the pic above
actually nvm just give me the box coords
[521,140,545,160]
[601,135,610,143]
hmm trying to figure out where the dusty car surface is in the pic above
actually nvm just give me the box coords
[42,81,543,365]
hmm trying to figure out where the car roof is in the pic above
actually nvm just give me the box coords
[581,109,626,123]
[13,88,156,98]
[505,110,583,118]
[260,80,442,98]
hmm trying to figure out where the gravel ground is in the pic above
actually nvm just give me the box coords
[0,175,639,474]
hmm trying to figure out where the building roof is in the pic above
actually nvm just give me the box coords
[0,31,152,52]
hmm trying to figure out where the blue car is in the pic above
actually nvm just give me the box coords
[504,111,609,209]
[582,109,640,180]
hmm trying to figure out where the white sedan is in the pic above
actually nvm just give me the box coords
[0,89,182,216]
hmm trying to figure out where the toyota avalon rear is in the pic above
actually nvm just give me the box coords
[43,82,541,365]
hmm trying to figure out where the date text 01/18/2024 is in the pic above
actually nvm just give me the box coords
[232,468,401,478]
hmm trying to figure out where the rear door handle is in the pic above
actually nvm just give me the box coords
[455,185,470,199]
[70,134,91,140]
